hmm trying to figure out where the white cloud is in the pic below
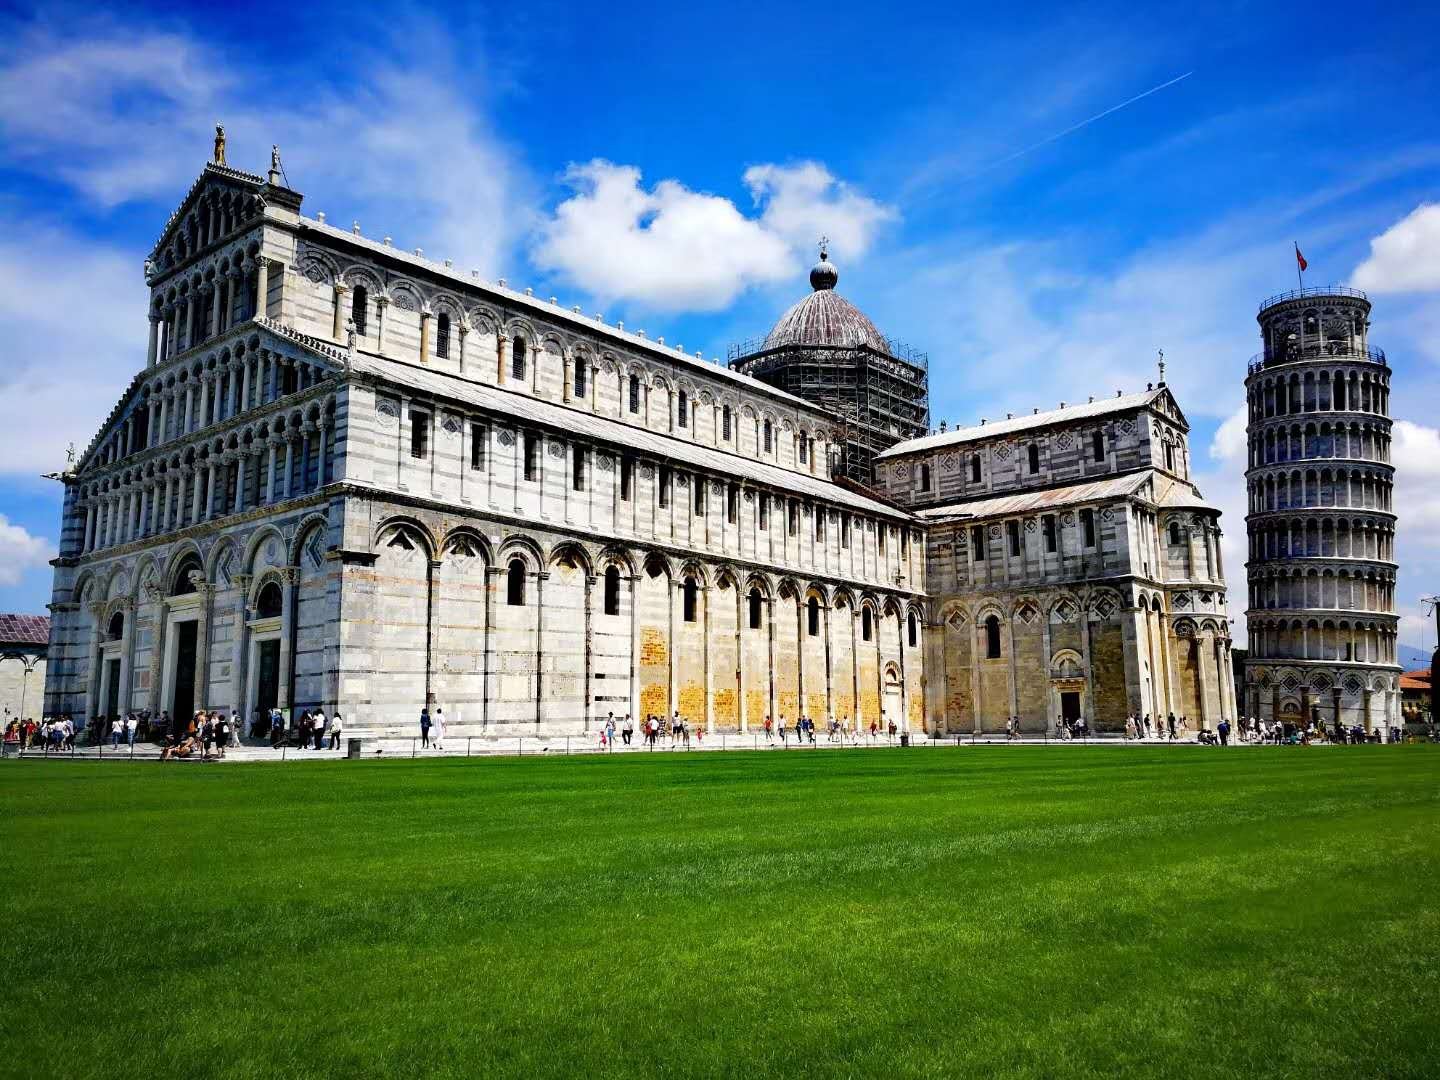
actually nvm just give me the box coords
[0,516,55,587]
[0,24,528,275]
[532,160,894,311]
[1352,204,1440,294]
[743,162,898,259]
[1209,405,1249,465]
[0,224,146,476]
[1392,419,1440,545]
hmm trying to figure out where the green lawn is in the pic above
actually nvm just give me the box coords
[3,747,1437,1079]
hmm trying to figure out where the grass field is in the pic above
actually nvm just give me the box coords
[3,747,1438,1079]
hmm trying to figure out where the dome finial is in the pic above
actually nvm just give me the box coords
[810,236,838,291]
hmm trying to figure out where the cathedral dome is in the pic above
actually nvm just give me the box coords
[763,251,888,353]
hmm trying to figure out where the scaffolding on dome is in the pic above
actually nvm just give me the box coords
[727,336,930,484]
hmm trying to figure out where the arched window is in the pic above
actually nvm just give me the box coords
[985,614,1001,659]
[1028,443,1040,474]
[629,373,641,414]
[574,357,587,398]
[256,581,283,619]
[763,419,773,452]
[435,313,451,359]
[603,566,620,616]
[107,611,125,641]
[506,558,526,606]
[862,607,873,641]
[351,285,368,336]
[683,577,698,622]
[807,596,820,636]
[798,433,809,464]
[748,588,762,630]
[1169,521,1181,545]
[678,388,688,428]
[908,611,918,647]
[920,463,932,491]
[170,556,202,595]
[722,404,732,440]
[512,337,527,379]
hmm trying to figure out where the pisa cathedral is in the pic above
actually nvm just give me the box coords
[43,146,1244,738]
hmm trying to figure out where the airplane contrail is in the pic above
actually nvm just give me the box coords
[973,70,1195,176]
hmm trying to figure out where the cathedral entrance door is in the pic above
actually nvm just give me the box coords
[171,621,198,724]
[103,657,121,721]
[255,640,280,718]
[1060,691,1082,724]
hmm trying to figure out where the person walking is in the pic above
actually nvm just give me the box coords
[216,713,230,759]
[124,713,137,749]
[433,707,446,751]
[201,713,215,760]
[329,712,343,750]
[622,714,633,746]
[1166,713,1177,742]
[1218,718,1230,747]
[779,716,789,747]
[419,707,431,749]
[312,708,327,751]
[764,716,774,744]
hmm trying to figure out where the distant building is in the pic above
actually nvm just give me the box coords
[1241,286,1401,730]
[0,614,49,723]
[1400,668,1430,723]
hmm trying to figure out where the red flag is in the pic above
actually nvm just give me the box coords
[1295,244,1308,272]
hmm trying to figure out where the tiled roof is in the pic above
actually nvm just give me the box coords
[914,472,1152,521]
[1400,668,1430,691]
[0,614,50,646]
[346,351,917,522]
[878,389,1166,459]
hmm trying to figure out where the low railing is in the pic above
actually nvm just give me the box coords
[1259,285,1369,311]
[1248,344,1387,373]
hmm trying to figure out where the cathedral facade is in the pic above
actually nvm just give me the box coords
[43,149,1235,739]
[44,157,926,737]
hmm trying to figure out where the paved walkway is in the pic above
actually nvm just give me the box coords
[3,732,1243,764]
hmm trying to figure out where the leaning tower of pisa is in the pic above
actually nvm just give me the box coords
[1242,286,1401,732]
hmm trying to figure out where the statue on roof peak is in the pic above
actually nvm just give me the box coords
[213,123,226,166]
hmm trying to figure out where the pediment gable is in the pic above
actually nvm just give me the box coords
[146,163,289,277]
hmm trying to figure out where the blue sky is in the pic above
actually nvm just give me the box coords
[2,0,1438,647]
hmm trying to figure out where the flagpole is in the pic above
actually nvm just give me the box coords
[1295,242,1303,290]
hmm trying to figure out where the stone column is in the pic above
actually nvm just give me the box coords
[206,282,220,338]
[702,583,713,734]
[419,311,431,365]
[332,282,348,341]
[190,465,204,524]
[497,334,507,386]
[264,440,277,503]
[534,570,547,729]
[147,315,160,368]
[766,597,778,727]
[83,502,96,552]
[280,439,293,499]
[234,453,247,514]
[1195,631,1214,729]
[275,569,298,711]
[374,296,388,352]
[583,573,595,733]
[183,296,195,352]
[255,259,269,319]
